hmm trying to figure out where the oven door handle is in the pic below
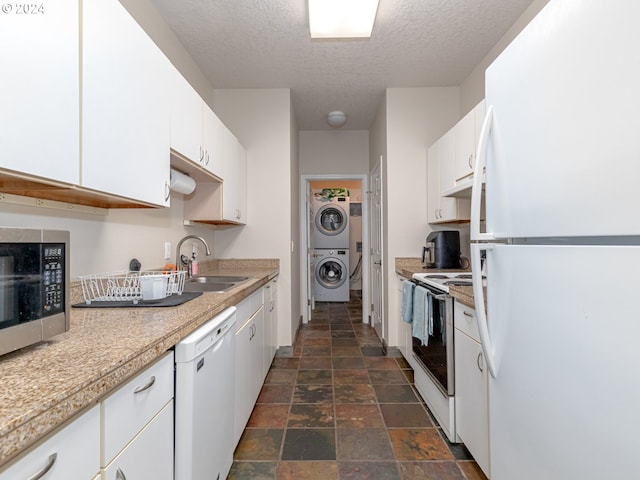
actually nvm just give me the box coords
[471,243,497,378]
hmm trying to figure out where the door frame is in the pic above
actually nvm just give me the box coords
[299,174,370,324]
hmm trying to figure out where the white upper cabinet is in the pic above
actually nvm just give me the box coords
[427,130,470,223]
[0,0,79,184]
[169,66,225,179]
[444,99,486,197]
[454,107,476,182]
[220,129,247,223]
[202,105,225,178]
[83,0,171,207]
[169,66,204,167]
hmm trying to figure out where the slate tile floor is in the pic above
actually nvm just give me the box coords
[229,292,488,480]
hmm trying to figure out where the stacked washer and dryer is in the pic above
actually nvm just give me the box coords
[312,195,350,302]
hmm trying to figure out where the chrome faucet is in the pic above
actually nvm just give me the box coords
[175,235,211,277]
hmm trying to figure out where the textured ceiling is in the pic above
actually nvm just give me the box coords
[150,0,534,130]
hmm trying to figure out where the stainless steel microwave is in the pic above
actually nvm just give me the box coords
[0,228,69,356]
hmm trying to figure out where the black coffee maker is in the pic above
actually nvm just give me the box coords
[422,231,461,269]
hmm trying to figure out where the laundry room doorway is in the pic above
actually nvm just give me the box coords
[300,175,369,325]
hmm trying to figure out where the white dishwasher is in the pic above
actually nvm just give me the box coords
[175,306,237,480]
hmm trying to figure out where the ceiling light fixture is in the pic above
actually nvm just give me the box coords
[327,111,347,128]
[308,0,380,39]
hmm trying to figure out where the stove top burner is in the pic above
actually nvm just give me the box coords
[444,280,473,286]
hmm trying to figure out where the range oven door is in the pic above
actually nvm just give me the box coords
[411,284,454,396]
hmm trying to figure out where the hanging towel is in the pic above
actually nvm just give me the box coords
[413,285,429,345]
[401,280,415,324]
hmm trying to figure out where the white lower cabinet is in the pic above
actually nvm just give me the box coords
[101,351,174,480]
[102,401,173,480]
[263,278,278,377]
[234,290,265,446]
[0,405,100,480]
[454,301,490,477]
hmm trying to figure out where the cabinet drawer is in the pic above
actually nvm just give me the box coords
[102,352,174,465]
[103,400,174,480]
[0,405,99,480]
[236,289,262,330]
[454,301,480,343]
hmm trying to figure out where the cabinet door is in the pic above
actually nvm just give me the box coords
[426,142,441,223]
[203,106,225,177]
[103,401,173,480]
[0,405,99,480]
[0,0,79,184]
[454,329,490,476]
[454,108,476,182]
[220,127,247,223]
[437,130,462,222]
[251,307,265,392]
[170,65,204,165]
[83,0,170,207]
[234,316,254,446]
[234,141,248,223]
[263,280,278,373]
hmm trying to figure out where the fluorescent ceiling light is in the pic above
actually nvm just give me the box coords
[308,0,380,39]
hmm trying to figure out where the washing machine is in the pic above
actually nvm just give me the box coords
[312,196,350,248]
[313,249,350,302]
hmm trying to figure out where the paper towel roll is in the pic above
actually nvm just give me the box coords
[169,168,196,195]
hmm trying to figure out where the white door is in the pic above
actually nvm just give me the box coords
[369,161,383,339]
[485,244,640,480]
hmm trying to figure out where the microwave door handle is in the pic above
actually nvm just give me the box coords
[471,105,496,242]
[471,243,497,378]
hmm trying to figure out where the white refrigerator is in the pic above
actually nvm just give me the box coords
[469,1,640,478]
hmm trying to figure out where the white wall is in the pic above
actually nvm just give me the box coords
[299,130,369,175]
[382,87,460,347]
[0,197,214,278]
[212,88,298,346]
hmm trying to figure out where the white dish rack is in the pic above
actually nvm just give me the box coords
[79,271,186,304]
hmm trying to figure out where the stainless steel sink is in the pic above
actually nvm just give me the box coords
[183,275,250,293]
[188,275,249,284]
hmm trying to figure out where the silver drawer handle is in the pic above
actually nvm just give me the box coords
[26,453,57,480]
[463,311,473,318]
[477,352,484,373]
[133,375,156,394]
[116,467,127,480]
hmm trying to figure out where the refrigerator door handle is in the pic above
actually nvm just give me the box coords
[471,105,495,242]
[471,243,497,378]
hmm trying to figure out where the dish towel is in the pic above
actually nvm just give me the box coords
[401,280,415,324]
[413,285,429,345]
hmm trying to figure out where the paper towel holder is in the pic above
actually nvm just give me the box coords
[169,168,197,195]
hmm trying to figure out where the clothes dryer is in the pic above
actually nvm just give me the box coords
[311,196,350,248]
[313,249,349,302]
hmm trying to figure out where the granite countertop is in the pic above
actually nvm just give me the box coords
[0,259,279,468]
[395,257,478,309]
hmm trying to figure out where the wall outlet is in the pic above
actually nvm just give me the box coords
[164,241,171,260]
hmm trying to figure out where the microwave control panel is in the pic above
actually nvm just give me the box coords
[43,243,64,315]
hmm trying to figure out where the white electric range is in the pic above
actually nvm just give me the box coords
[406,270,484,443]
